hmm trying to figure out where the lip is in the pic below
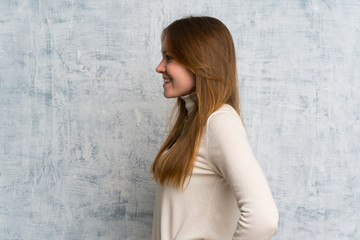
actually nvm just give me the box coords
[163,78,172,88]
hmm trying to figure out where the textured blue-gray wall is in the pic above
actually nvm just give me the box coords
[0,0,359,239]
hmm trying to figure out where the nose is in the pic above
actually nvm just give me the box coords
[156,59,165,73]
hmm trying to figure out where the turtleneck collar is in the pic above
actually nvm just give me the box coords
[180,92,197,113]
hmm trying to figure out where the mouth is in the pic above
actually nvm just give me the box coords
[163,78,172,83]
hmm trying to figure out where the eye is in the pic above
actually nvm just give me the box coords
[165,54,173,62]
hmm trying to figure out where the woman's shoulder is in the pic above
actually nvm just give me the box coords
[206,104,245,132]
[208,104,241,121]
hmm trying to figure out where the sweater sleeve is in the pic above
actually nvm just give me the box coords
[205,107,279,240]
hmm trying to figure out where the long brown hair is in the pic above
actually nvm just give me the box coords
[151,16,243,189]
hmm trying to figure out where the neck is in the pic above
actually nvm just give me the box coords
[180,92,197,113]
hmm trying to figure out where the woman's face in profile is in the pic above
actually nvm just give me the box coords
[156,37,195,98]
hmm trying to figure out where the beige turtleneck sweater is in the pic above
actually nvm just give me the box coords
[152,94,278,240]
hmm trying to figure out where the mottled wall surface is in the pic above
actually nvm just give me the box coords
[0,0,359,239]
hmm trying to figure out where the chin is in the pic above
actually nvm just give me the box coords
[163,91,178,99]
[163,93,176,98]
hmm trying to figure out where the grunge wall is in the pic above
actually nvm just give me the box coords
[0,0,359,239]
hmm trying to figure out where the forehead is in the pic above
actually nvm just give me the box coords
[161,35,171,52]
[161,35,170,52]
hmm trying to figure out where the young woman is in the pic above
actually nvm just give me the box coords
[151,16,279,240]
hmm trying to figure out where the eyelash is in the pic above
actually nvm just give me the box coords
[165,55,173,62]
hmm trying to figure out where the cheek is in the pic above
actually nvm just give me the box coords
[185,71,196,88]
[187,77,195,88]
[165,66,178,81]
[167,64,195,88]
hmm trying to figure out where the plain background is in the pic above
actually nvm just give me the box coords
[0,0,359,239]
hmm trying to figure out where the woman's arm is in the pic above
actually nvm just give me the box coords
[206,106,279,240]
